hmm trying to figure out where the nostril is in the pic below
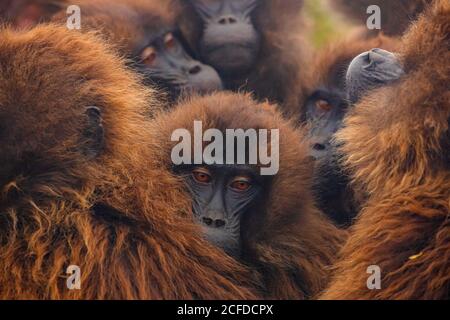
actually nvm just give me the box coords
[214,219,226,228]
[313,143,326,151]
[189,65,202,75]
[202,217,213,226]
[218,16,237,24]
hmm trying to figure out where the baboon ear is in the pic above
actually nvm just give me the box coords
[83,106,104,159]
[6,0,64,29]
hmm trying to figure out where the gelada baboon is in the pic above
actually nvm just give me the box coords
[150,92,347,299]
[179,0,311,117]
[321,0,450,299]
[330,0,434,37]
[304,33,400,226]
[13,0,223,103]
[0,24,259,299]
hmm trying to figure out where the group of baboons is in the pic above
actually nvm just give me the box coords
[0,0,448,300]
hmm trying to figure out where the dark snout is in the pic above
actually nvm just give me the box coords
[346,48,405,104]
[309,136,332,161]
[200,15,260,75]
[185,61,223,94]
[199,209,240,257]
[200,208,227,229]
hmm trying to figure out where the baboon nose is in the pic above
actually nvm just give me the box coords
[214,219,226,228]
[188,64,202,75]
[202,217,213,226]
[202,217,226,228]
[218,15,238,25]
[312,143,327,151]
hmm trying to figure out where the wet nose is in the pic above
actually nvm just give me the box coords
[187,63,223,93]
[188,64,202,75]
[217,15,238,25]
[202,217,226,228]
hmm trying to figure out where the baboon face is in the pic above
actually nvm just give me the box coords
[133,28,223,99]
[174,164,265,258]
[189,0,261,76]
[305,88,347,161]
[45,0,224,102]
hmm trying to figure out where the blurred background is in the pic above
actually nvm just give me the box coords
[305,0,351,48]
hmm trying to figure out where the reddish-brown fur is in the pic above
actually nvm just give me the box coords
[149,92,347,299]
[307,33,400,226]
[179,0,311,118]
[0,25,260,299]
[330,0,434,36]
[0,0,62,28]
[321,0,450,299]
[308,32,400,97]
[51,0,181,57]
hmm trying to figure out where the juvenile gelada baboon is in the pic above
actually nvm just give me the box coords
[149,92,347,299]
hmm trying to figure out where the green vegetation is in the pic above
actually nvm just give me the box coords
[305,0,350,48]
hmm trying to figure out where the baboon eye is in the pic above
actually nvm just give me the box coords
[141,46,157,65]
[315,99,332,112]
[230,177,252,192]
[192,168,212,184]
[164,33,176,50]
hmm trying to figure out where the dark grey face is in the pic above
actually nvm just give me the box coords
[175,164,263,257]
[190,0,261,76]
[136,31,223,100]
[305,88,347,161]
[346,48,404,104]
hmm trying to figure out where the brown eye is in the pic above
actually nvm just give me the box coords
[192,168,212,184]
[315,99,332,112]
[230,177,252,192]
[141,46,157,65]
[164,33,176,49]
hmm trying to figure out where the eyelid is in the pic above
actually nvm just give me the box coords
[316,99,332,112]
[140,46,157,63]
[231,176,251,183]
[229,176,252,189]
[164,33,176,48]
[193,167,211,175]
[192,167,213,185]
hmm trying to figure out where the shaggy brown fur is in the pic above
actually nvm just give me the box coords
[149,92,347,299]
[0,25,260,299]
[308,33,400,98]
[49,0,190,102]
[330,0,434,37]
[308,33,400,226]
[321,0,450,299]
[0,0,61,28]
[179,0,311,118]
[51,0,180,57]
